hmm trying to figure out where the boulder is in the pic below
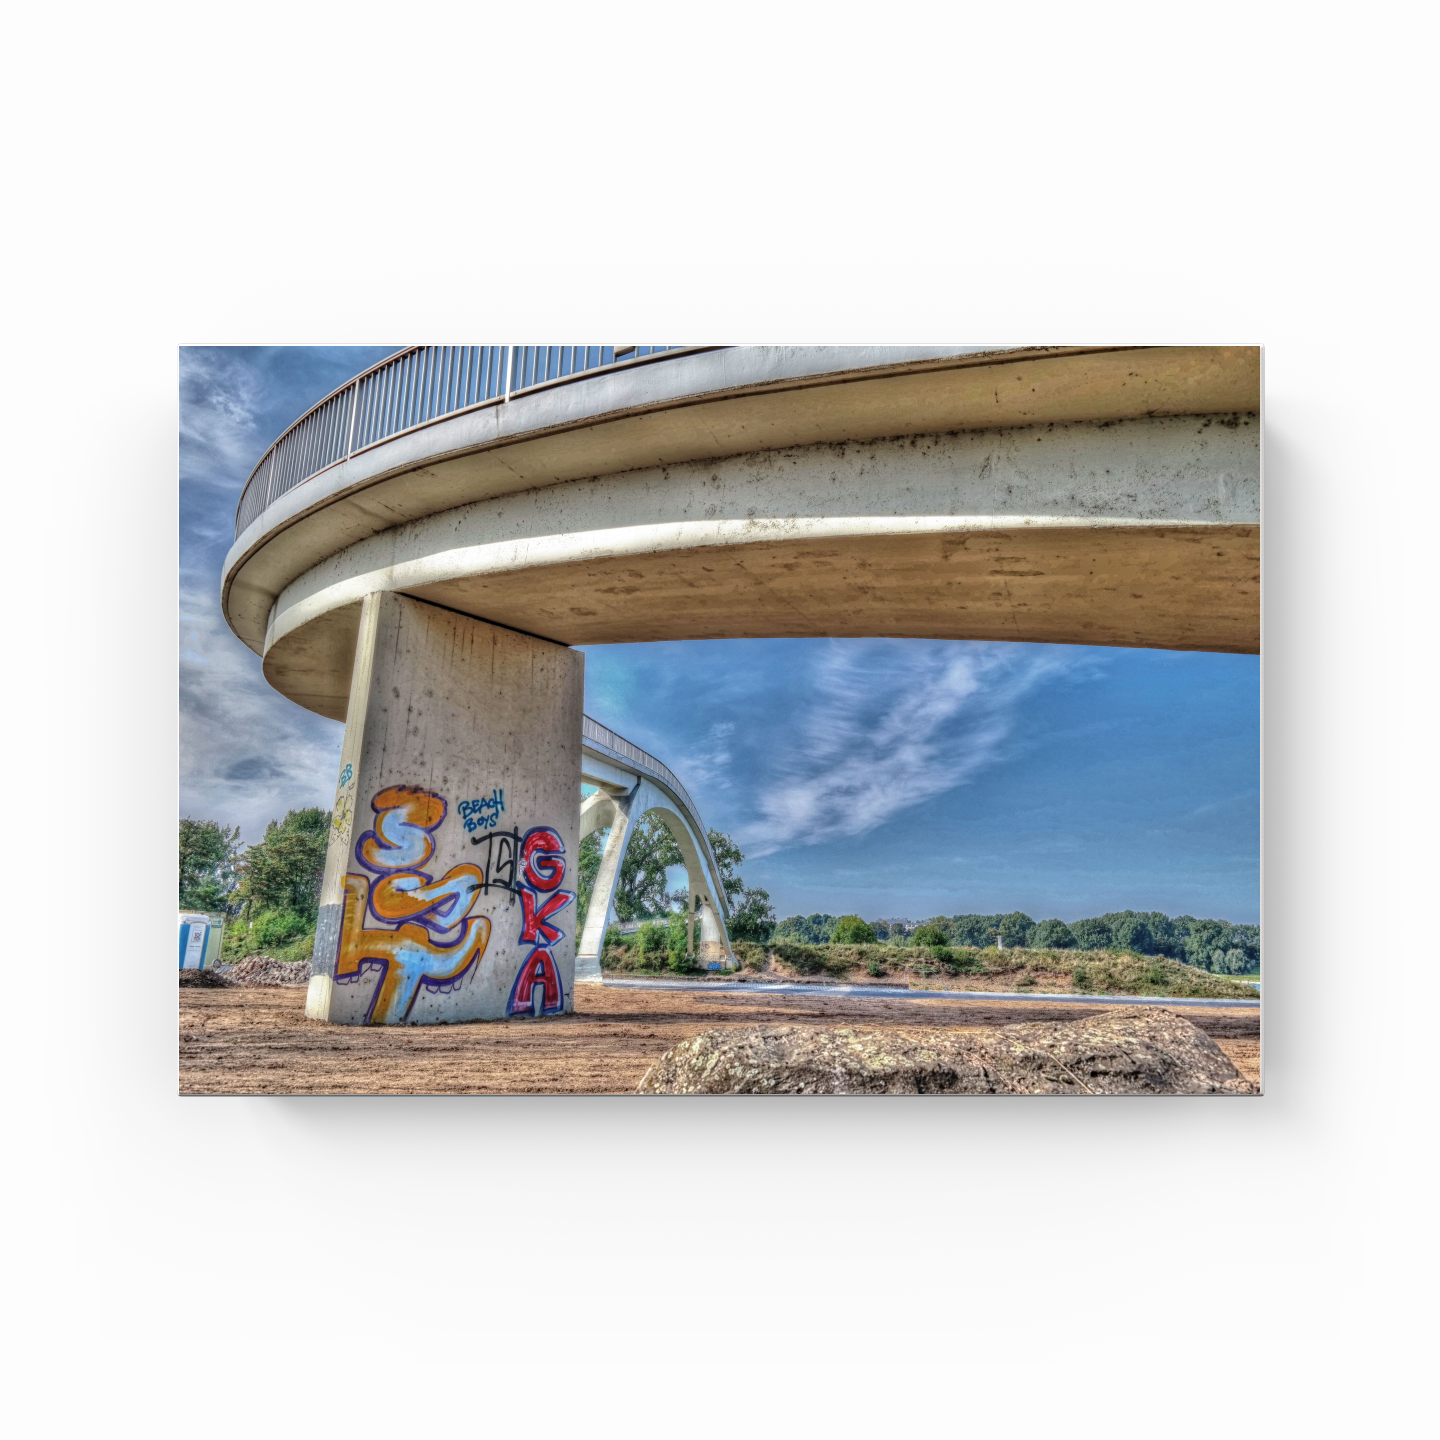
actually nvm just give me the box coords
[637,1006,1256,1095]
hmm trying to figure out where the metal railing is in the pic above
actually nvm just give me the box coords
[235,344,704,538]
[581,714,727,912]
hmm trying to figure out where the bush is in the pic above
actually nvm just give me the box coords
[636,921,661,955]
[769,941,857,977]
[221,907,316,964]
[731,941,768,972]
[251,908,311,946]
[832,915,877,945]
[912,924,948,947]
[865,957,886,977]
[665,911,691,971]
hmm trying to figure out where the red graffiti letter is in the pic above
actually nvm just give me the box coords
[519,887,573,945]
[521,827,566,892]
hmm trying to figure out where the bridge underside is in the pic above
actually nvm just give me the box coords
[263,522,1257,721]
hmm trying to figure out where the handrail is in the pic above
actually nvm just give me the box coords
[235,344,713,538]
[581,714,729,915]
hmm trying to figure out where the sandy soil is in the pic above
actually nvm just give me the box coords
[179,985,1261,1095]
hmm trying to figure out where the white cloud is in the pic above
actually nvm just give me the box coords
[737,641,1085,856]
[179,584,343,844]
[179,348,265,478]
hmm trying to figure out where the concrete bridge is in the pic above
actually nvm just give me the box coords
[579,714,732,979]
[221,344,1259,1025]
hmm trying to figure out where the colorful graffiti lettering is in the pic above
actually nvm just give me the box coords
[333,786,573,1023]
[335,874,490,1023]
[505,825,573,1016]
[506,948,564,1016]
[458,788,505,832]
[335,786,491,1023]
[356,785,446,872]
[338,762,353,788]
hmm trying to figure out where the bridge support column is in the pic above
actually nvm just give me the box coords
[304,591,583,1025]
[696,893,732,968]
[574,790,637,982]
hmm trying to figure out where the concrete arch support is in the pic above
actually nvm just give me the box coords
[574,778,735,981]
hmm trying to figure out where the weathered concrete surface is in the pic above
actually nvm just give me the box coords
[223,345,1260,658]
[304,592,583,1025]
[636,1006,1257,1095]
[260,411,1259,719]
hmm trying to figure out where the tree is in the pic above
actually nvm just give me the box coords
[576,830,604,929]
[236,807,331,920]
[1107,912,1155,955]
[774,913,837,944]
[998,911,1035,948]
[727,886,776,943]
[179,817,242,913]
[700,827,773,941]
[706,827,747,909]
[949,914,998,947]
[833,915,876,944]
[614,813,682,920]
[1030,918,1077,949]
[1068,916,1114,950]
[912,923,949,947]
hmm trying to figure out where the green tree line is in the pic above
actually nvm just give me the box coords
[178,809,330,958]
[773,909,1259,973]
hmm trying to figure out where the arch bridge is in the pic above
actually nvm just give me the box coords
[579,714,732,977]
[220,344,1260,1024]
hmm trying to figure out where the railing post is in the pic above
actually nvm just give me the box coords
[503,345,512,403]
[345,380,359,458]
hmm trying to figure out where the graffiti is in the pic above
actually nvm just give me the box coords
[466,827,520,891]
[330,763,357,844]
[336,786,491,1023]
[505,825,573,1015]
[506,948,563,1016]
[331,787,355,843]
[459,788,505,832]
[356,785,446,872]
[333,786,574,1023]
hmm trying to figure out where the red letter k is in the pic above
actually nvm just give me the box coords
[519,887,573,944]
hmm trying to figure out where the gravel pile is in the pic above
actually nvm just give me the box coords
[212,956,313,988]
[638,1006,1257,1095]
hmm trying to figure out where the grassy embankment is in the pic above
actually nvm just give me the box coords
[606,938,1260,1001]
[220,918,316,966]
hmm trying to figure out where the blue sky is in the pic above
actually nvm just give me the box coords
[180,346,1259,926]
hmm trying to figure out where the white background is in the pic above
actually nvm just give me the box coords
[1,0,1432,1434]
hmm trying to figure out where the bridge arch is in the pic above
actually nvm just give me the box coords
[578,725,733,978]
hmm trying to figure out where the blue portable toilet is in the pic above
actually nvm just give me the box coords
[178,913,211,970]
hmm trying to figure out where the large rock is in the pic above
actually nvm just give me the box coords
[637,1006,1256,1095]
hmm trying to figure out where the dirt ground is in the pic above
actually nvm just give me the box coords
[179,985,1261,1095]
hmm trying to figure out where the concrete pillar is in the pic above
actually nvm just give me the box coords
[305,591,583,1025]
[697,893,730,967]
[573,789,636,982]
[686,888,695,960]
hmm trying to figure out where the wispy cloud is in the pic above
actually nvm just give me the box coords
[673,720,737,791]
[179,348,264,479]
[737,641,1088,856]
